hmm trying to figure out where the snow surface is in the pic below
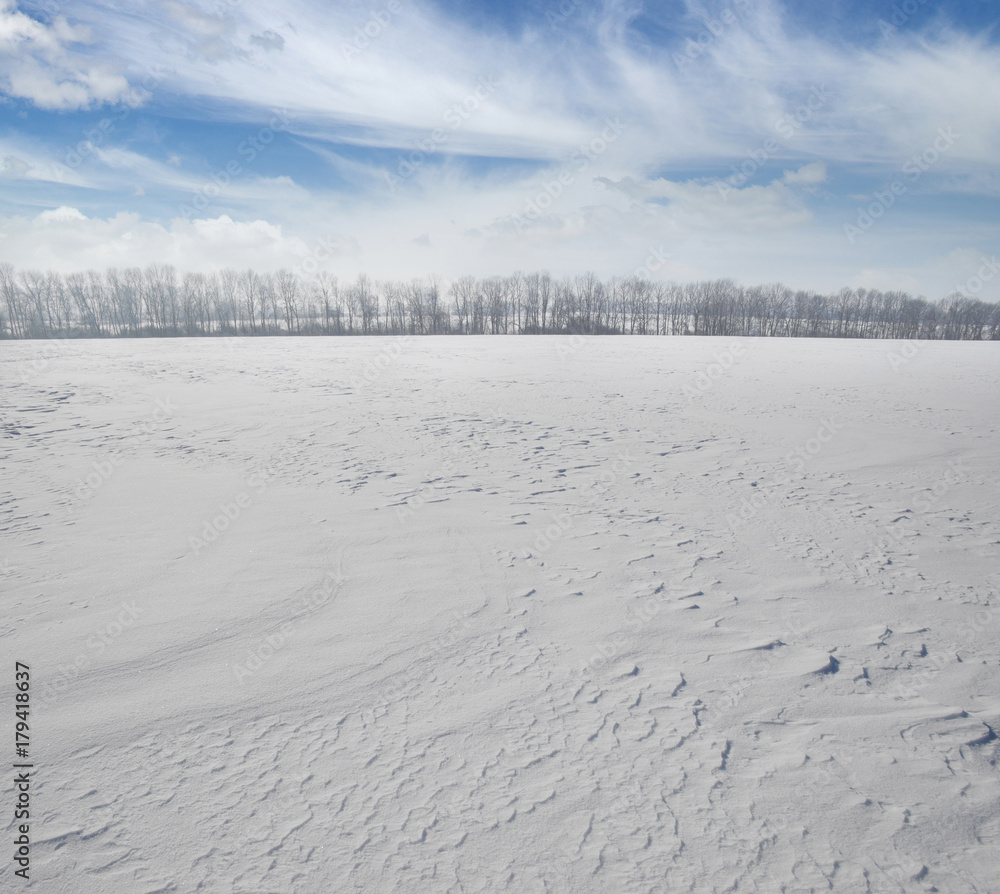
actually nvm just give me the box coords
[3,335,1000,893]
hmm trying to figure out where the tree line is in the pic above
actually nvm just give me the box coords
[1,262,997,340]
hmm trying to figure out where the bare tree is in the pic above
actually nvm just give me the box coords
[0,260,993,341]
[275,269,300,334]
[406,279,425,334]
[238,268,261,334]
[1,262,27,338]
[66,271,105,335]
[314,271,339,334]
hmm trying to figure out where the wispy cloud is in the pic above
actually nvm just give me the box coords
[0,0,997,299]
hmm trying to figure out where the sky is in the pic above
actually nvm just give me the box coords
[0,0,998,299]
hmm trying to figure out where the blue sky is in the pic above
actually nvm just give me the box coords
[1,0,998,298]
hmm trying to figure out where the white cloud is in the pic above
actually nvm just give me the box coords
[0,208,331,272]
[93,146,201,191]
[853,35,1000,166]
[596,173,813,231]
[0,0,136,110]
[36,205,87,223]
[0,135,94,186]
[1,191,995,302]
[162,1,232,40]
[846,268,924,295]
[1,153,30,178]
[783,162,827,185]
[249,30,285,52]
